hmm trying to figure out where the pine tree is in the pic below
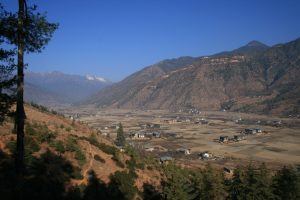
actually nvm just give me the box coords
[108,171,138,200]
[243,163,261,200]
[0,4,16,124]
[1,2,58,199]
[272,166,300,200]
[200,164,227,200]
[256,163,273,199]
[190,170,203,200]
[115,123,126,147]
[229,166,244,200]
[162,164,198,200]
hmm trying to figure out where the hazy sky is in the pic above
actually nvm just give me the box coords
[2,0,300,81]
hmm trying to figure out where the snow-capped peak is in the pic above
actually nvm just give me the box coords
[86,75,107,82]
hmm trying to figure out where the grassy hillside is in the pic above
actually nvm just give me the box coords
[0,104,163,199]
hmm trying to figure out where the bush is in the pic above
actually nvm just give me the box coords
[71,166,83,180]
[25,122,57,144]
[5,140,16,154]
[75,149,86,166]
[94,154,106,163]
[136,162,145,170]
[25,136,40,153]
[126,158,136,171]
[112,152,125,168]
[52,140,65,154]
[108,171,138,200]
[88,134,98,144]
[65,136,78,152]
[80,135,118,155]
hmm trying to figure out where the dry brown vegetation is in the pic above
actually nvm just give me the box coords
[0,104,162,188]
[69,107,300,171]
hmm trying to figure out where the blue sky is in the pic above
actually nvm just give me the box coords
[2,0,300,81]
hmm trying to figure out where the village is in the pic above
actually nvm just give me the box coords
[61,107,300,170]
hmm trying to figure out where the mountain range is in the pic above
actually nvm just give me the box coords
[25,71,111,106]
[81,38,300,116]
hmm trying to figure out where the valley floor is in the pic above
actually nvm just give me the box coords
[63,107,300,170]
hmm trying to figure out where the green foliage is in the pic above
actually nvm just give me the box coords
[228,163,274,200]
[75,149,86,166]
[29,102,64,117]
[71,166,83,180]
[25,122,57,144]
[126,157,145,171]
[162,164,197,200]
[5,139,16,154]
[243,164,259,199]
[126,158,137,171]
[65,136,79,152]
[108,171,138,200]
[79,134,124,167]
[143,183,162,200]
[199,165,226,200]
[272,166,300,200]
[88,133,98,145]
[30,102,49,112]
[66,127,71,132]
[25,135,40,153]
[115,123,126,147]
[112,152,125,168]
[52,140,65,154]
[1,4,59,53]
[25,150,76,199]
[229,167,244,200]
[64,135,86,165]
[256,163,273,199]
[0,5,16,124]
[5,135,39,167]
[82,134,117,155]
[94,154,105,163]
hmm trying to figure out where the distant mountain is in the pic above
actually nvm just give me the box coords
[81,38,300,116]
[81,56,197,107]
[213,40,269,56]
[25,71,111,107]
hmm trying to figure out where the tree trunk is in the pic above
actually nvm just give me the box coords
[16,0,25,199]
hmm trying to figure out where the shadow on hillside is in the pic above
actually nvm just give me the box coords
[0,149,80,200]
[81,170,109,200]
[0,150,134,200]
[142,183,162,200]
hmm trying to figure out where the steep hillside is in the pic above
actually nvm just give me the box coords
[81,56,196,107]
[83,38,300,115]
[0,105,162,188]
[25,71,112,107]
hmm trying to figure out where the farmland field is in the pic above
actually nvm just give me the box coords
[62,107,300,170]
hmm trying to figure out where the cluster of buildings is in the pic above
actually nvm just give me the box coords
[129,131,161,139]
[163,116,209,125]
[219,128,263,143]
